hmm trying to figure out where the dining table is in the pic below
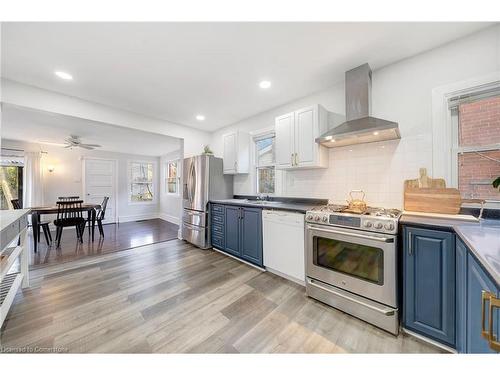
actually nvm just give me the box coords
[29,203,101,252]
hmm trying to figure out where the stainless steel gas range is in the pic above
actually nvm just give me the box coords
[305,204,402,335]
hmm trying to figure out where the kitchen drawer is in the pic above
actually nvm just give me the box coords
[211,214,224,225]
[212,235,224,249]
[212,223,224,235]
[211,204,224,214]
[183,209,207,227]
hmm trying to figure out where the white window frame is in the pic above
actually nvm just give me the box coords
[251,127,281,196]
[165,159,180,196]
[128,160,157,205]
[432,72,500,207]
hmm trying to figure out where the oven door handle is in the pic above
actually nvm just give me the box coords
[308,279,396,316]
[308,225,394,243]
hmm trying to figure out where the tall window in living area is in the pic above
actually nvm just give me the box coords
[449,90,500,201]
[254,133,276,195]
[129,161,154,202]
[0,164,24,209]
[166,160,180,195]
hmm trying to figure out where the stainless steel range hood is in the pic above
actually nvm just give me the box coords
[316,63,400,148]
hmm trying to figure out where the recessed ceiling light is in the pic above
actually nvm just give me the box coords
[195,115,205,121]
[259,80,271,89]
[373,131,379,136]
[54,71,73,80]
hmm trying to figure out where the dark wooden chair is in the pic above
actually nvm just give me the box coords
[11,198,52,246]
[54,200,87,248]
[58,196,80,201]
[96,196,109,237]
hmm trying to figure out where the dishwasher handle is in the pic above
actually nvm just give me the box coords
[263,211,304,225]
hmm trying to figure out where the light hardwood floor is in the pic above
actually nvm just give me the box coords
[0,240,442,353]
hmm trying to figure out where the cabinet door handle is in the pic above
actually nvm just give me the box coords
[408,232,413,255]
[294,153,298,166]
[291,153,294,166]
[234,161,237,171]
[481,291,492,339]
[489,295,500,351]
[482,291,500,352]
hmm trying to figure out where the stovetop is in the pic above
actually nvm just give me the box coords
[306,204,402,235]
[311,204,402,218]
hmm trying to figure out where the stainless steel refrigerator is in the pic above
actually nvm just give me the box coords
[182,154,233,248]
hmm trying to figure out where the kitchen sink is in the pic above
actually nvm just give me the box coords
[243,199,274,206]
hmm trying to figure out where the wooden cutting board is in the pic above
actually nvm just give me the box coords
[404,187,462,214]
[404,168,446,189]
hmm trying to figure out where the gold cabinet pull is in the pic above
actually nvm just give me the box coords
[294,153,298,166]
[482,290,500,352]
[481,291,493,339]
[488,294,500,352]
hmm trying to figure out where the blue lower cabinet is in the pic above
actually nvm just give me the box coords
[403,226,456,347]
[466,252,499,353]
[223,205,241,257]
[212,204,263,267]
[239,207,263,266]
[455,238,468,353]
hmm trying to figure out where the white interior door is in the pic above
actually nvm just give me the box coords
[84,158,116,224]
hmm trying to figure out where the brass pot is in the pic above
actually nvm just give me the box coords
[346,190,367,213]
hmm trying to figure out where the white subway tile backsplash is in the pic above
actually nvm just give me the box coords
[280,135,432,209]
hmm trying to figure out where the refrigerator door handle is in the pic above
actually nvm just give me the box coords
[186,161,192,202]
[190,161,197,203]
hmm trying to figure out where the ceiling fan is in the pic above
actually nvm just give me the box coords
[63,135,102,150]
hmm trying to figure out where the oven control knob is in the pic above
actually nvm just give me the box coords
[384,222,395,231]
[364,221,372,228]
[322,216,328,222]
[306,214,313,221]
[374,222,383,229]
[314,216,321,221]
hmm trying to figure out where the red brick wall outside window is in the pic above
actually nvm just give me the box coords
[458,96,500,200]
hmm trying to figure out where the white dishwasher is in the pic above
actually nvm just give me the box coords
[262,210,305,285]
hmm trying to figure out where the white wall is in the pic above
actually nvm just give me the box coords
[2,138,170,223]
[159,148,183,225]
[210,25,500,209]
[0,79,211,157]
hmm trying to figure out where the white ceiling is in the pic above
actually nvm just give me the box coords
[1,104,181,157]
[1,22,493,132]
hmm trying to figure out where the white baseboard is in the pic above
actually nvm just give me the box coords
[118,212,160,223]
[158,213,180,225]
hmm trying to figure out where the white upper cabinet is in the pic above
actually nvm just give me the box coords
[275,104,330,169]
[275,112,295,168]
[222,131,250,174]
